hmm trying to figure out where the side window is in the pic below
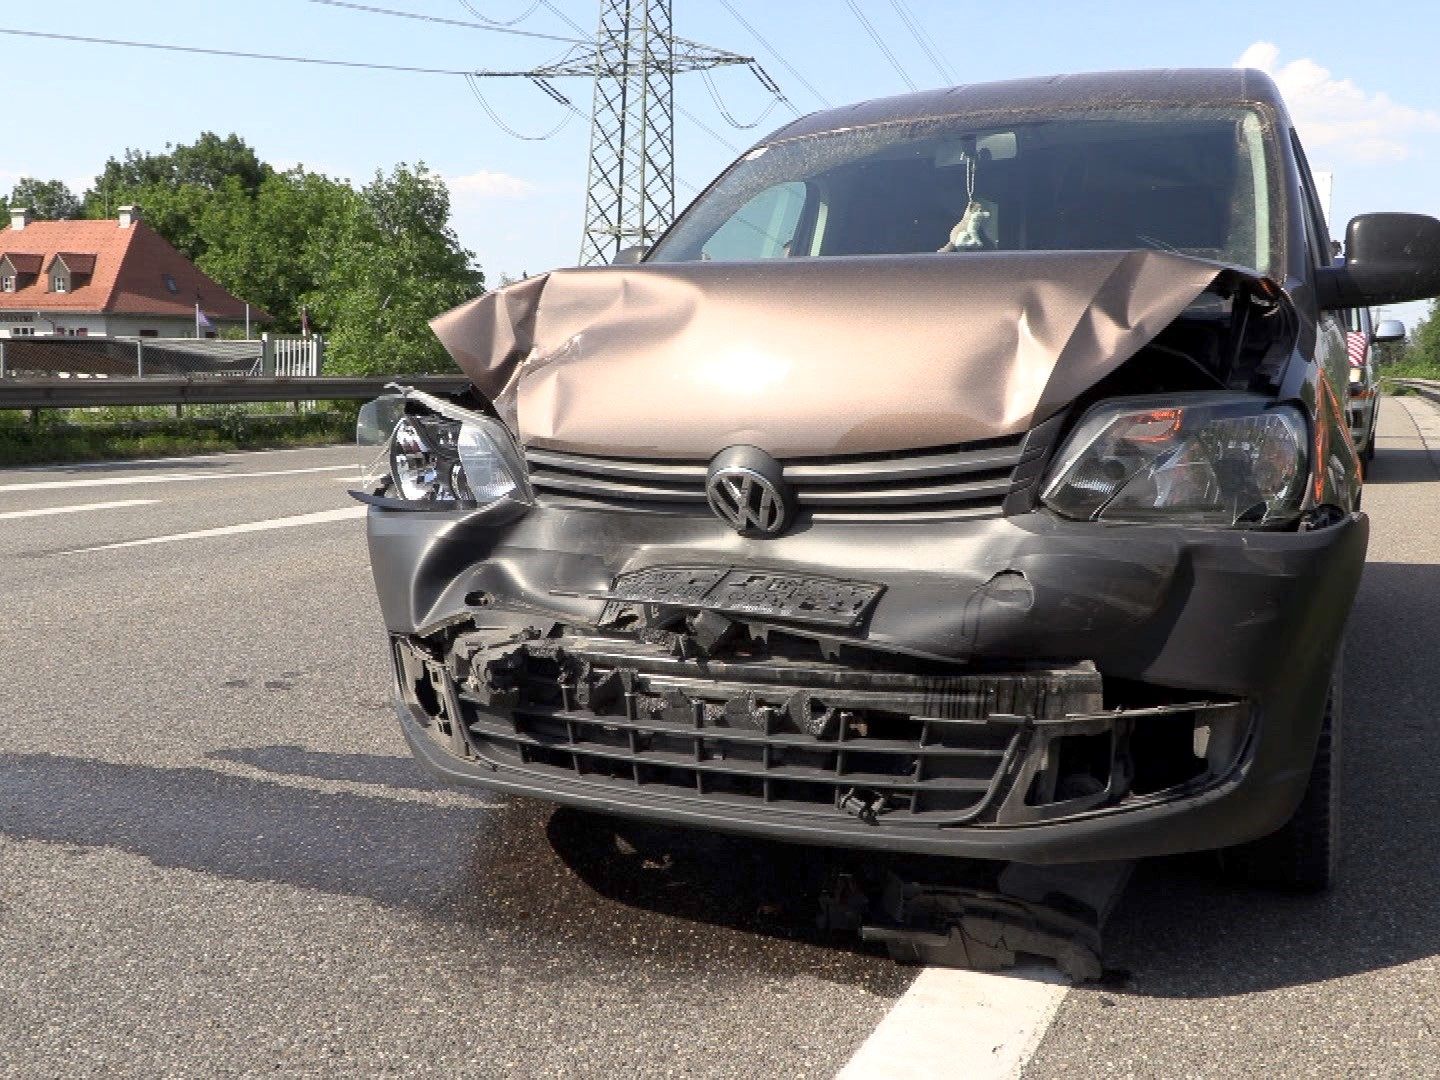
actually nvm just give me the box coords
[1290,132,1332,267]
[1291,132,1349,388]
[701,181,809,261]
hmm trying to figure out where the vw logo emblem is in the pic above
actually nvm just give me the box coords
[706,447,793,537]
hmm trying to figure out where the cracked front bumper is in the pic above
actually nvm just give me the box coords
[366,501,1368,864]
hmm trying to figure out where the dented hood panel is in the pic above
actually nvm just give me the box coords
[431,251,1228,459]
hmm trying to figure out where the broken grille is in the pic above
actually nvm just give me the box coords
[449,638,1103,825]
[523,433,1027,522]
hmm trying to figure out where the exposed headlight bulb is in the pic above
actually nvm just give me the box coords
[389,417,452,502]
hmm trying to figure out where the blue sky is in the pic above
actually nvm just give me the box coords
[5,0,1439,325]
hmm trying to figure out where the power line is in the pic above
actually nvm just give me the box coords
[0,25,491,76]
[316,0,740,69]
[467,0,794,128]
[0,22,749,161]
[337,0,781,154]
[536,0,587,35]
[698,68,786,130]
[888,0,956,85]
[469,67,741,164]
[845,0,917,92]
[465,75,575,140]
[455,0,546,27]
[716,0,830,108]
[6,7,770,262]
[0,15,755,154]
[676,102,742,156]
[307,0,588,45]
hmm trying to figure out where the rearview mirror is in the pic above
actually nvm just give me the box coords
[1373,318,1406,343]
[612,244,650,265]
[1317,212,1440,309]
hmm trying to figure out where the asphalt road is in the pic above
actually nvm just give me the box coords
[2,397,1439,1078]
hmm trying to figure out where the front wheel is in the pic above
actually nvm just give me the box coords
[1221,671,1341,892]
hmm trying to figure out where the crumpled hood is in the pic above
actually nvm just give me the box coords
[431,251,1231,459]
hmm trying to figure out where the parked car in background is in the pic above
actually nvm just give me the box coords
[358,69,1440,893]
[1344,308,1404,462]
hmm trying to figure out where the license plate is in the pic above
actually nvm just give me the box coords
[593,565,885,629]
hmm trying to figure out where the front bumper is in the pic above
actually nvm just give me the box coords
[367,501,1368,864]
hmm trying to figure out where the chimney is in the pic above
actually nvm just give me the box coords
[118,205,139,229]
[9,207,28,231]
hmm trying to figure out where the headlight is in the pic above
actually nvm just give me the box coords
[389,415,462,502]
[1041,395,1308,527]
[357,390,530,509]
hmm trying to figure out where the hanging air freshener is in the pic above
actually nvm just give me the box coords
[942,200,992,251]
[938,148,990,251]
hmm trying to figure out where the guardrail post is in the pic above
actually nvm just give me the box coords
[0,339,6,379]
[314,335,325,376]
[136,339,144,377]
[261,333,276,376]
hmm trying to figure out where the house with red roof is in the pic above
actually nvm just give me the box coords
[0,206,265,339]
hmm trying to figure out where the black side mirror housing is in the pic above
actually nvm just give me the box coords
[1317,212,1440,309]
[611,244,650,265]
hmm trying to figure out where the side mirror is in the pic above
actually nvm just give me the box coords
[1317,212,1440,309]
[1373,318,1406,343]
[611,244,650,265]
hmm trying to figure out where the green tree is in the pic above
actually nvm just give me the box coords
[83,132,271,219]
[135,180,248,262]
[309,163,485,375]
[5,177,82,220]
[61,133,485,374]
[196,168,353,331]
[1407,301,1440,372]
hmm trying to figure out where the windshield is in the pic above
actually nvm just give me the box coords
[649,107,1280,277]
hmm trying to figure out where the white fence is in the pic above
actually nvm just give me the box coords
[262,334,324,377]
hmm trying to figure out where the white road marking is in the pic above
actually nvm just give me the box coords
[836,966,1069,1080]
[58,506,367,554]
[0,464,355,493]
[0,498,159,521]
[8,444,345,471]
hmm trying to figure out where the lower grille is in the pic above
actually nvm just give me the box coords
[447,636,1104,825]
[524,434,1027,523]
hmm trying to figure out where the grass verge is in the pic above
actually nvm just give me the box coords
[1382,358,1440,394]
[0,404,356,466]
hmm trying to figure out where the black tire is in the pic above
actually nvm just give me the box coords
[1222,671,1341,892]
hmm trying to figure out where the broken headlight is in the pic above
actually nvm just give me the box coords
[357,390,531,509]
[1042,395,1308,527]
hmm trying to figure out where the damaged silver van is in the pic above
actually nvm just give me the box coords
[357,69,1440,891]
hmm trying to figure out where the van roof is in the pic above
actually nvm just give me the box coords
[765,68,1290,145]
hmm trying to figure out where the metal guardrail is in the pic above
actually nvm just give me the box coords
[0,375,470,409]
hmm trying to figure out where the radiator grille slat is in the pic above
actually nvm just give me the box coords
[523,433,1028,521]
[523,471,709,504]
[783,446,1023,484]
[525,448,708,482]
[800,477,1014,507]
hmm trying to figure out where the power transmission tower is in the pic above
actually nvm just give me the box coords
[471,1,776,265]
